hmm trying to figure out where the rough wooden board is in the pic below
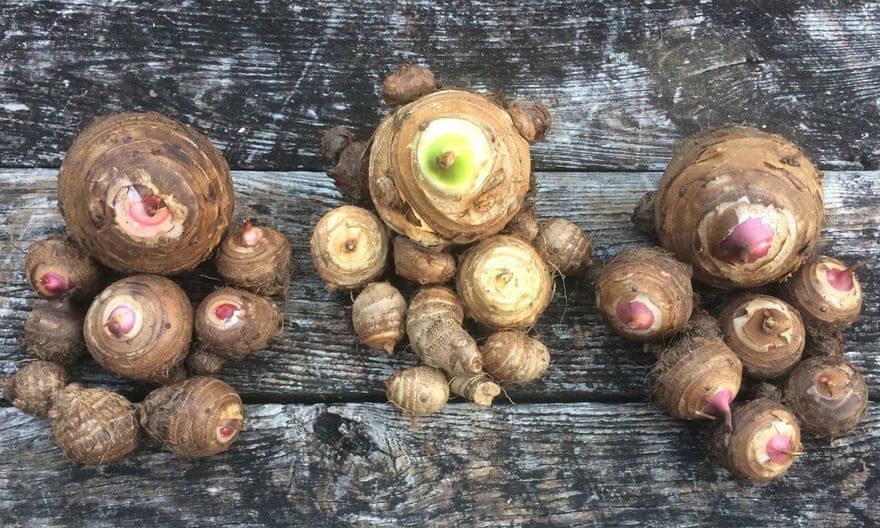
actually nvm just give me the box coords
[1,1,879,171]
[0,402,877,527]
[1,1,878,525]
[2,169,878,402]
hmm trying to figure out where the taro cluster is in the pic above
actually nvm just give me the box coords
[2,113,292,465]
[594,126,868,483]
[312,65,592,414]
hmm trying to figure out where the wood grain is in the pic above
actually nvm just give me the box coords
[2,1,880,525]
[1,169,877,402]
[1,402,877,527]
[1,1,878,171]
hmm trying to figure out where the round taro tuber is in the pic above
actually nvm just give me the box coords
[367,67,549,248]
[193,287,283,363]
[594,247,694,342]
[503,201,540,243]
[653,126,825,288]
[84,275,192,383]
[57,112,234,275]
[718,294,805,380]
[532,218,593,276]
[139,376,244,457]
[457,235,553,330]
[385,365,449,415]
[779,255,864,332]
[24,297,86,365]
[710,398,802,483]
[506,99,553,144]
[351,281,407,355]
[1,360,68,419]
[381,64,438,107]
[24,236,102,302]
[215,220,293,298]
[782,355,867,438]
[320,125,359,165]
[480,330,550,384]
[310,205,389,292]
[185,348,229,377]
[650,334,743,425]
[392,236,457,285]
[49,383,140,465]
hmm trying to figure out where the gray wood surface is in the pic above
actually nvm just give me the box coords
[1,1,879,526]
[1,1,879,172]
[2,403,878,527]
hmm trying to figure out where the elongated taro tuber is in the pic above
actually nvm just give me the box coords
[351,281,407,355]
[650,334,742,424]
[215,220,293,298]
[652,126,825,288]
[1,360,68,419]
[448,374,502,406]
[393,236,457,285]
[193,287,283,364]
[310,205,389,291]
[385,365,449,415]
[321,126,370,205]
[782,355,867,437]
[57,112,234,275]
[532,218,593,276]
[457,235,553,329]
[779,255,864,332]
[718,294,805,380]
[595,247,694,342]
[406,286,482,376]
[367,65,548,248]
[84,274,192,383]
[140,376,244,457]
[710,398,802,483]
[24,236,102,302]
[481,330,550,384]
[24,297,86,365]
[49,383,140,465]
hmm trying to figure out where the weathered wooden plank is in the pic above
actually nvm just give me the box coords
[1,2,878,525]
[1,1,878,171]
[0,402,877,527]
[1,169,878,402]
